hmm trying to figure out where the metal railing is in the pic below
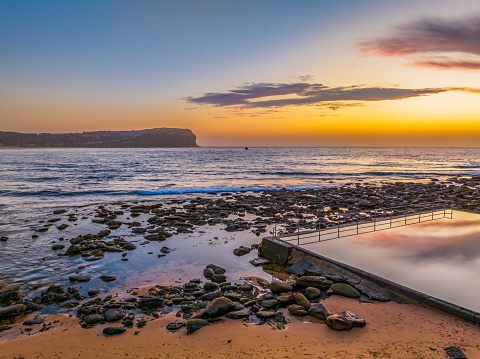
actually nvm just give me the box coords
[274,201,454,246]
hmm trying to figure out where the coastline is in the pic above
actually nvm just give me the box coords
[1,297,480,358]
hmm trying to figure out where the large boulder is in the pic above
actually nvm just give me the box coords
[295,276,332,289]
[330,283,360,298]
[0,304,26,319]
[205,297,235,318]
[326,311,366,331]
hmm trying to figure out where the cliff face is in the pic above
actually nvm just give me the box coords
[0,128,198,148]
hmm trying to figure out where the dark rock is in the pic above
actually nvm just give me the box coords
[270,281,293,294]
[233,246,251,256]
[276,293,295,306]
[226,311,250,319]
[249,257,271,267]
[239,283,254,291]
[23,301,44,311]
[295,276,333,289]
[262,299,279,309]
[206,264,226,274]
[0,285,21,306]
[166,321,186,330]
[205,297,235,318]
[256,310,277,319]
[69,275,91,283]
[0,236,8,242]
[199,290,221,301]
[354,280,390,301]
[99,275,116,282]
[330,283,360,298]
[445,346,468,359]
[23,318,45,325]
[190,309,206,319]
[84,313,103,324]
[210,274,227,283]
[287,304,308,316]
[305,287,321,299]
[0,304,27,319]
[203,267,215,278]
[138,297,164,309]
[308,303,330,320]
[77,306,98,316]
[40,285,71,303]
[51,244,65,250]
[88,289,99,297]
[326,311,366,331]
[160,247,171,254]
[103,327,126,336]
[293,292,311,309]
[186,319,208,334]
[104,309,125,322]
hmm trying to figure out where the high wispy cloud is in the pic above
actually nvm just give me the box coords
[359,15,480,70]
[186,82,477,109]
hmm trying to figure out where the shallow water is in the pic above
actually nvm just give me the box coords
[302,210,480,312]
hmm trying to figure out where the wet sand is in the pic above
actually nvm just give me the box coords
[1,296,479,359]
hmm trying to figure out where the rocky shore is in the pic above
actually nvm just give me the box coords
[1,177,480,356]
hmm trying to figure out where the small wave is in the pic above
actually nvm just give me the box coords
[1,189,135,197]
[458,165,480,169]
[137,184,327,196]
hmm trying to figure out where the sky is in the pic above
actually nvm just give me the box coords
[1,0,479,146]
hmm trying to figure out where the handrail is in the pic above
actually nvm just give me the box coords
[274,201,453,246]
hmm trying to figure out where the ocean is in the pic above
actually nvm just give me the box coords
[1,146,480,303]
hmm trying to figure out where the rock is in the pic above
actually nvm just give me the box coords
[166,321,186,330]
[210,274,227,283]
[104,309,125,322]
[262,299,279,309]
[199,290,221,301]
[77,306,98,316]
[354,280,390,301]
[88,289,99,297]
[206,264,226,274]
[249,257,270,267]
[160,247,171,254]
[276,293,295,306]
[293,292,311,309]
[270,281,293,294]
[205,297,235,318]
[138,297,164,309]
[83,313,103,324]
[0,285,21,306]
[99,275,116,282]
[186,319,208,334]
[445,346,468,359]
[308,303,330,320]
[256,310,277,319]
[305,287,321,299]
[203,267,215,278]
[0,236,8,242]
[103,327,126,336]
[330,283,361,298]
[69,275,91,283]
[23,301,44,311]
[224,293,242,302]
[226,311,250,319]
[51,244,65,250]
[40,285,70,303]
[295,276,332,289]
[239,283,254,292]
[0,280,8,289]
[326,311,366,331]
[0,304,27,319]
[23,318,45,325]
[190,309,206,319]
[287,304,308,316]
[233,246,251,256]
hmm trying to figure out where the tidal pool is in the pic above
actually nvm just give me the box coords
[301,210,480,312]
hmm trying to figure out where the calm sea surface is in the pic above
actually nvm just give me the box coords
[1,147,480,306]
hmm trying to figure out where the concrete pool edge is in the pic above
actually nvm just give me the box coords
[260,237,480,325]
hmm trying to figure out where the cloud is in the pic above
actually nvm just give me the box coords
[186,82,477,109]
[359,14,480,71]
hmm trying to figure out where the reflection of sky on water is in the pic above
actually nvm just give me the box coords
[304,211,480,312]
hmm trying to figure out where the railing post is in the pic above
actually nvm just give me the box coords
[297,221,300,245]
[318,221,321,242]
[337,219,340,238]
[356,218,359,234]
[405,205,407,225]
[374,212,376,231]
[432,204,434,220]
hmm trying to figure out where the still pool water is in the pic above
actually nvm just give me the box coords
[302,210,480,312]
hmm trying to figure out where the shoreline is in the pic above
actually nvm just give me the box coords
[1,297,480,358]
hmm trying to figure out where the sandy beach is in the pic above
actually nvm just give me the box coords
[1,296,479,359]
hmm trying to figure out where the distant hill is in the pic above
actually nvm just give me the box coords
[0,128,198,148]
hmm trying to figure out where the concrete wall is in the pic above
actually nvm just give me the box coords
[260,236,480,325]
